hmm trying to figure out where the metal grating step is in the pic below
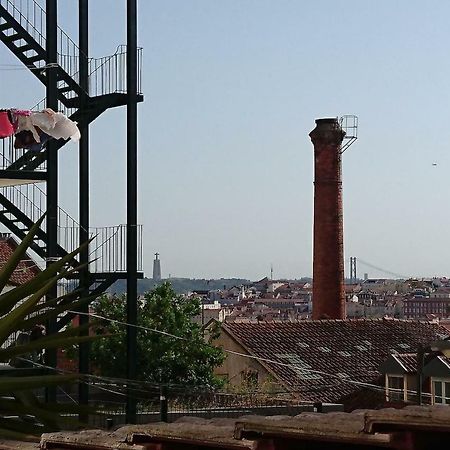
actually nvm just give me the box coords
[3,32,21,42]
[16,42,32,50]
[0,22,11,32]
[59,85,75,93]
[26,54,44,63]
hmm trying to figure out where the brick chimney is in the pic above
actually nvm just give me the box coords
[310,118,346,319]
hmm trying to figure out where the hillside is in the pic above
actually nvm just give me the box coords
[108,277,252,295]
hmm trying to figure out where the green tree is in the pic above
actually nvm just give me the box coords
[90,282,225,388]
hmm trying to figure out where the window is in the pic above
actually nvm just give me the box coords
[386,375,405,402]
[432,379,450,405]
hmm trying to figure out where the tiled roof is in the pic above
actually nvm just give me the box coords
[222,319,450,403]
[236,405,450,446]
[436,355,450,371]
[0,234,40,285]
[392,353,418,373]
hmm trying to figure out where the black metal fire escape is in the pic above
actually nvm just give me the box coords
[0,0,143,413]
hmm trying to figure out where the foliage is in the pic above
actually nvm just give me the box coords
[90,282,225,388]
[0,216,102,440]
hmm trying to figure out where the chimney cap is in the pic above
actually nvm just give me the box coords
[315,117,339,125]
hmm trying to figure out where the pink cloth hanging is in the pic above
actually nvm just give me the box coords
[0,111,14,139]
[11,109,32,117]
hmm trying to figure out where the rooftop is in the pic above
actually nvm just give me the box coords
[0,234,40,286]
[221,319,450,403]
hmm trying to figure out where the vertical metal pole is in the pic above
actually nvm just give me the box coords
[78,0,90,411]
[313,402,323,413]
[45,0,58,404]
[417,344,424,405]
[126,0,138,424]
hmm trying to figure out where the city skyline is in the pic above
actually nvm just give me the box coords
[1,0,450,280]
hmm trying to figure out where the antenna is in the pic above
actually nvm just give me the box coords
[339,115,358,154]
[270,264,273,280]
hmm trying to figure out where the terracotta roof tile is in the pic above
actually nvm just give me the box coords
[0,234,40,286]
[222,319,450,403]
[40,405,450,449]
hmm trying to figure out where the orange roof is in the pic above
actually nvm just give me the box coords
[0,234,41,285]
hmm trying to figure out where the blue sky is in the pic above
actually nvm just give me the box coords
[1,0,450,280]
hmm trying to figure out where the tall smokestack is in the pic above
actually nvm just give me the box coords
[310,118,346,319]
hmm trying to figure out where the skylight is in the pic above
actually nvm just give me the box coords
[297,342,310,348]
[318,346,331,352]
[355,345,368,351]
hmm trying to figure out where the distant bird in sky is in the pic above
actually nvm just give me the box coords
[432,162,437,166]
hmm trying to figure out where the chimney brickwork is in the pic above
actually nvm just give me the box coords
[310,118,346,319]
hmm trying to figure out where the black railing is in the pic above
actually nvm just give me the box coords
[0,181,143,273]
[87,45,143,97]
[87,386,337,428]
[58,224,143,274]
[1,0,143,98]
[0,0,46,48]
[1,0,84,75]
[0,136,41,172]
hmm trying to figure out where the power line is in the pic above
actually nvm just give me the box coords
[63,309,425,398]
[11,305,441,401]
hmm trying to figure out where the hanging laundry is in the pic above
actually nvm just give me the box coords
[0,110,14,139]
[15,114,41,142]
[30,108,57,132]
[3,107,81,149]
[15,108,58,143]
[14,127,51,152]
[10,109,32,117]
[43,111,80,142]
[14,130,37,149]
[8,109,32,133]
[29,129,51,152]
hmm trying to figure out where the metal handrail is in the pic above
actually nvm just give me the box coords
[0,0,86,77]
[0,0,45,48]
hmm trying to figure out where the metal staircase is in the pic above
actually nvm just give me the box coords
[0,0,86,107]
[0,0,144,302]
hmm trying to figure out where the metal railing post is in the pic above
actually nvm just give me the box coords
[160,385,168,423]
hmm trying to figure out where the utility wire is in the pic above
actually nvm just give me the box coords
[62,308,431,398]
[17,354,441,405]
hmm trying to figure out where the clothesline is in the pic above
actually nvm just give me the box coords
[0,63,60,71]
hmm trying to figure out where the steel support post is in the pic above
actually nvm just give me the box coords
[78,0,90,410]
[126,0,138,424]
[45,0,58,404]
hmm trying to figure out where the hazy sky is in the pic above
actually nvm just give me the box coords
[1,0,450,280]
